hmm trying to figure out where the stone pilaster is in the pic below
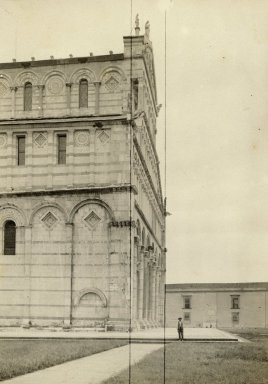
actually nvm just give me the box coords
[37,85,44,117]
[66,82,72,114]
[10,86,17,119]
[26,131,32,190]
[46,131,53,189]
[24,225,32,323]
[94,81,101,115]
[67,129,74,188]
[6,131,12,190]
[65,222,73,326]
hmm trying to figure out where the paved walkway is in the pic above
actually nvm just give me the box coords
[3,343,163,384]
[0,327,239,341]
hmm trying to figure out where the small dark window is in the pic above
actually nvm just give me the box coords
[183,296,191,309]
[24,82,32,111]
[231,296,240,309]
[79,79,88,108]
[232,312,239,323]
[184,312,191,322]
[57,134,66,164]
[4,220,16,255]
[132,79,139,111]
[17,136,25,166]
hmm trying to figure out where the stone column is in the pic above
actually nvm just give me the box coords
[155,268,161,322]
[147,262,152,321]
[151,265,156,322]
[66,82,72,114]
[142,251,148,320]
[65,222,74,326]
[6,131,12,190]
[138,81,144,111]
[67,129,74,188]
[134,237,140,320]
[46,131,53,189]
[10,86,17,119]
[26,131,32,190]
[94,81,101,115]
[24,225,32,324]
[138,246,145,319]
[37,85,44,117]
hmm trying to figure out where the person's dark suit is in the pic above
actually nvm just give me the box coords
[177,318,184,340]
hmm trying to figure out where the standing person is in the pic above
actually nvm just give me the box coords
[177,317,184,341]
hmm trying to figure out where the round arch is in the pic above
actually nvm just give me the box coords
[99,65,127,83]
[15,70,40,86]
[0,204,26,227]
[41,69,67,85]
[29,202,68,225]
[74,288,108,307]
[68,198,115,223]
[69,67,96,84]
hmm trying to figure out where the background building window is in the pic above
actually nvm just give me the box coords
[232,312,239,323]
[184,312,191,322]
[17,136,26,166]
[57,134,67,164]
[79,79,88,108]
[24,82,32,111]
[4,220,16,255]
[231,296,240,309]
[183,296,191,309]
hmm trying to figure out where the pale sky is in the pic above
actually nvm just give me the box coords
[0,0,267,284]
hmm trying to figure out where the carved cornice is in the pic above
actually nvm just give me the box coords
[0,184,137,198]
[109,220,136,228]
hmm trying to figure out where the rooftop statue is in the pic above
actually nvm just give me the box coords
[145,20,150,42]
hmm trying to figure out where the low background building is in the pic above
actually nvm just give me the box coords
[166,282,268,328]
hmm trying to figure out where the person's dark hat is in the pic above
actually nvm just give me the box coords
[178,317,182,319]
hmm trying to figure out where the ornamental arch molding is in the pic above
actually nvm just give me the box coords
[29,202,68,225]
[69,68,96,84]
[41,69,67,85]
[15,70,40,86]
[69,198,115,223]
[99,66,127,83]
[0,204,26,227]
[74,288,108,307]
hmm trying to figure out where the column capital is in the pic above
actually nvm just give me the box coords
[93,81,101,86]
[66,82,73,88]
[37,84,45,90]
[10,86,18,92]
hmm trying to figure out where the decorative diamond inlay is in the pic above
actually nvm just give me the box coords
[105,76,119,91]
[34,133,47,147]
[42,212,58,229]
[0,82,7,96]
[84,211,101,228]
[98,131,109,144]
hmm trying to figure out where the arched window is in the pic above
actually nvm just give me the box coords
[142,228,145,246]
[79,79,88,108]
[4,220,16,255]
[24,82,32,111]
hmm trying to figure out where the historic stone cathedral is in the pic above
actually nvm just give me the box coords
[0,20,166,330]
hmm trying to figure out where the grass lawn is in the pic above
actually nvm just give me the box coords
[104,332,268,384]
[0,338,127,381]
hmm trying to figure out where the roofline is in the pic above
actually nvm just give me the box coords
[166,282,268,292]
[0,54,124,70]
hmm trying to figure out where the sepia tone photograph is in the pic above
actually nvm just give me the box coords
[0,0,267,383]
